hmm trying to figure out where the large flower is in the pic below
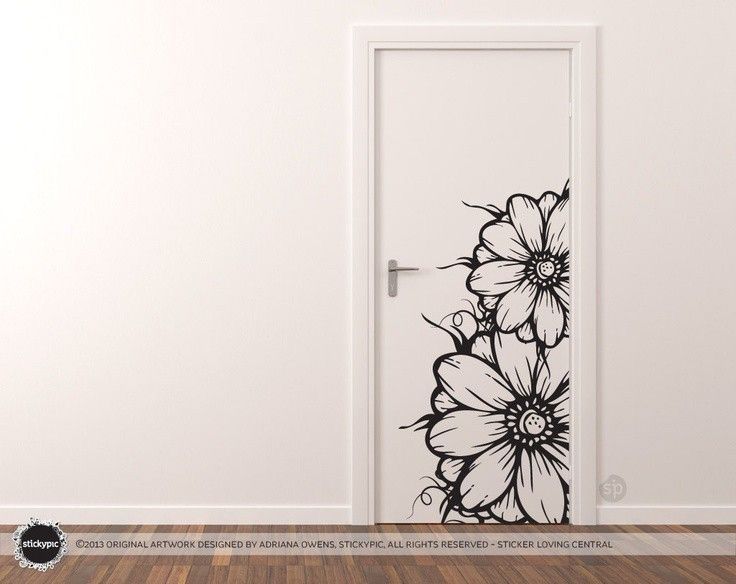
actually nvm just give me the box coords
[467,190,569,347]
[426,330,569,523]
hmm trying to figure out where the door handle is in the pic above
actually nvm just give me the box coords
[388,259,419,297]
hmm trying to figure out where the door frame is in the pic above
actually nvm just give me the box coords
[351,25,597,525]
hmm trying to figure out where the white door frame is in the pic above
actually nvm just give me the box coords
[351,25,597,525]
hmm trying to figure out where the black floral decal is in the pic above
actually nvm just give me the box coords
[406,181,570,524]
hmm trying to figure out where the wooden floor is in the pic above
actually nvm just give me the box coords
[1,525,734,583]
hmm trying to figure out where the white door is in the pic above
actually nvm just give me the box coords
[375,48,571,523]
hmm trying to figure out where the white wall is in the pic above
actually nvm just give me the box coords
[1,1,735,524]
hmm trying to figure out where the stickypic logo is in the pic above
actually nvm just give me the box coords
[13,518,67,571]
[599,474,627,503]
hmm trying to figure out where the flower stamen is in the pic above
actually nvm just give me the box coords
[525,252,563,288]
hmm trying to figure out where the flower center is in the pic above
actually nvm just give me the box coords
[505,397,557,447]
[536,260,556,279]
[519,410,547,436]
[525,253,564,288]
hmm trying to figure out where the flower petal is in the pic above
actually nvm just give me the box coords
[541,441,569,475]
[550,393,569,424]
[555,280,570,311]
[496,279,538,332]
[460,441,516,510]
[516,449,567,523]
[508,195,544,253]
[481,295,498,311]
[474,244,496,264]
[545,197,569,256]
[467,261,525,296]
[517,321,535,342]
[494,330,538,397]
[534,289,565,347]
[537,192,559,221]
[480,221,531,262]
[432,388,458,413]
[428,411,507,457]
[490,487,526,523]
[536,336,569,401]
[438,457,464,483]
[435,355,515,411]
[444,508,482,523]
[470,334,494,365]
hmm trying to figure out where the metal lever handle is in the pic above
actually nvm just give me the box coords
[388,259,419,297]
